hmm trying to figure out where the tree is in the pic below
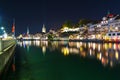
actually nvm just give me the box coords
[77,19,99,27]
[48,34,53,41]
[61,20,73,28]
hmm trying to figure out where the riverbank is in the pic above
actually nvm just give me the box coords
[17,38,120,43]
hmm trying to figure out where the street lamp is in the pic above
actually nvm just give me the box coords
[3,30,6,33]
[0,27,8,38]
[1,27,4,30]
[3,33,7,38]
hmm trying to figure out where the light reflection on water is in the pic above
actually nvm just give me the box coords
[17,41,120,67]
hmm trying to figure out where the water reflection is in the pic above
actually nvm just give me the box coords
[12,56,16,72]
[42,46,46,55]
[17,41,120,67]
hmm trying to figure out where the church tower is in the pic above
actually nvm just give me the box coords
[42,24,46,33]
[27,27,30,37]
[27,27,29,35]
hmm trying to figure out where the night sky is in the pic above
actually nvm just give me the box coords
[0,0,120,36]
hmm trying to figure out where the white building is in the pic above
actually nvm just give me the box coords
[96,13,120,32]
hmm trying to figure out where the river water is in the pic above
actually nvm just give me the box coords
[4,41,120,80]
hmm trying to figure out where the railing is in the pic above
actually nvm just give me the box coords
[0,45,16,73]
[0,38,16,52]
[0,38,16,75]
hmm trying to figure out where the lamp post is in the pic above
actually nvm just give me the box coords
[1,27,4,30]
[0,27,7,38]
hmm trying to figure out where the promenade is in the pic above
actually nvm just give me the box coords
[0,38,16,76]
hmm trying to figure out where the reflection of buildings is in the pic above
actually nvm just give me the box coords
[17,41,48,55]
[60,42,120,67]
[42,46,46,55]
[17,41,120,67]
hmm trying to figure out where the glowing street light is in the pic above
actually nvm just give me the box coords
[1,27,4,30]
[3,33,7,38]
[0,26,8,38]
[3,30,6,33]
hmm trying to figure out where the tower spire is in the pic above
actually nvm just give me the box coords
[12,18,15,37]
[27,27,29,35]
[42,24,46,33]
[107,10,110,15]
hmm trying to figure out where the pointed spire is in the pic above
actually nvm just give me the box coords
[12,18,15,37]
[42,24,46,33]
[107,10,110,15]
[27,27,29,35]
[107,10,114,18]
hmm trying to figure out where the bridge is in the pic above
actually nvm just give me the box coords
[0,38,16,76]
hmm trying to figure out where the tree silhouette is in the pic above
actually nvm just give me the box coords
[61,20,73,28]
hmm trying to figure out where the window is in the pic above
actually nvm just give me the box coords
[112,33,115,36]
[117,33,120,35]
[108,34,111,36]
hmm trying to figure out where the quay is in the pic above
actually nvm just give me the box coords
[0,38,16,77]
[69,39,120,43]
[18,37,120,43]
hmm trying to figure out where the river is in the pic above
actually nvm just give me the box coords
[4,41,120,80]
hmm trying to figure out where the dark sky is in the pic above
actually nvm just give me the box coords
[0,0,120,36]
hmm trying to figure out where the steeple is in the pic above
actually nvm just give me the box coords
[42,24,46,33]
[107,10,114,18]
[12,19,15,37]
[27,27,29,35]
[107,10,110,15]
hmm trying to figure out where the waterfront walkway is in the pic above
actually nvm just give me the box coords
[0,38,16,75]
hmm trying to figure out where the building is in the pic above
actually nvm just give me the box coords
[42,24,46,33]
